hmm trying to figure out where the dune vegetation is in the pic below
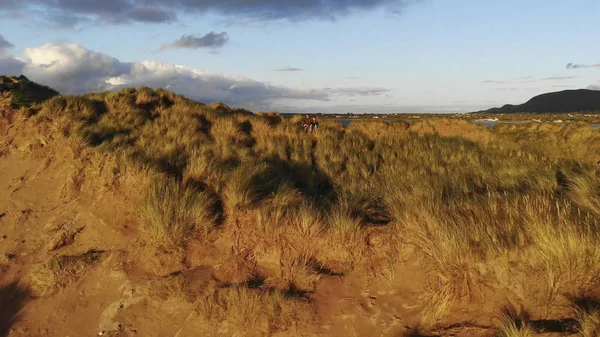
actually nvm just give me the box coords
[0,75,59,109]
[2,80,600,336]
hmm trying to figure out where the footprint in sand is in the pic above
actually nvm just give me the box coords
[97,280,143,334]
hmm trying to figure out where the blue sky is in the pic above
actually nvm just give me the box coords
[1,0,599,113]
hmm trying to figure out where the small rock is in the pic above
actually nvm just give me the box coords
[98,331,105,336]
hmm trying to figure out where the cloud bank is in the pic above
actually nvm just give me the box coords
[0,39,390,109]
[538,76,578,81]
[324,87,390,96]
[482,76,578,84]
[160,32,229,51]
[0,0,421,27]
[0,57,25,76]
[275,67,303,72]
[566,63,600,69]
[0,34,25,75]
[0,34,14,51]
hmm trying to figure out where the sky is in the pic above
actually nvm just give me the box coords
[0,0,599,113]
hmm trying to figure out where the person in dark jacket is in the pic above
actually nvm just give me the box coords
[301,114,310,133]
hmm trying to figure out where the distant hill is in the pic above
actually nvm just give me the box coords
[478,89,600,113]
[0,75,59,108]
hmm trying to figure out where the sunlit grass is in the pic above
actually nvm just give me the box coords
[27,250,103,296]
[140,175,218,249]
[19,85,600,327]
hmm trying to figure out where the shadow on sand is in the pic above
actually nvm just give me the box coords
[0,282,29,337]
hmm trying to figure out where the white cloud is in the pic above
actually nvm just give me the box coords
[0,42,389,110]
[21,43,130,92]
[325,87,390,96]
[104,60,329,105]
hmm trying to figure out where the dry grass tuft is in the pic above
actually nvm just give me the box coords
[222,163,267,218]
[495,304,535,337]
[142,272,310,335]
[573,297,600,337]
[196,285,309,334]
[47,227,85,251]
[27,250,103,296]
[139,174,218,249]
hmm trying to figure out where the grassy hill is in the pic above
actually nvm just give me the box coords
[2,80,600,336]
[480,89,600,113]
[0,75,59,109]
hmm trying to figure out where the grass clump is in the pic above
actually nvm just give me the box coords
[27,250,103,296]
[573,297,600,337]
[223,162,270,218]
[143,273,310,335]
[196,285,308,335]
[496,318,535,337]
[495,305,535,337]
[327,198,362,235]
[139,175,218,249]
